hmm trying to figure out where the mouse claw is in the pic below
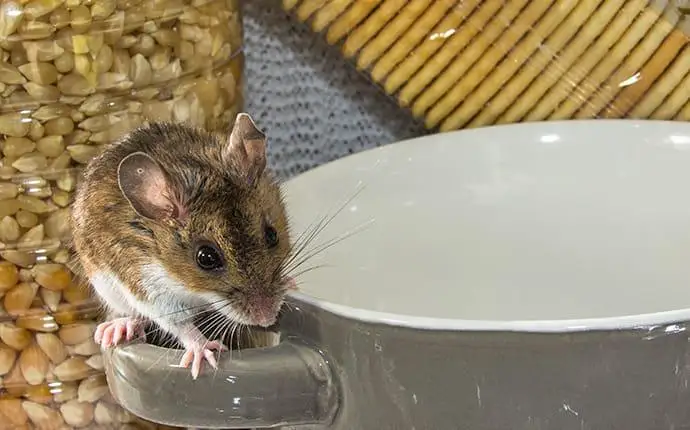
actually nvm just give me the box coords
[179,340,225,380]
[95,317,146,349]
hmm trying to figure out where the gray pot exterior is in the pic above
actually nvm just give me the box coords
[105,296,690,429]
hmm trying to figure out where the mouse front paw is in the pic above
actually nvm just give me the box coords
[179,339,225,380]
[94,317,146,349]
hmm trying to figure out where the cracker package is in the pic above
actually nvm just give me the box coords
[283,0,690,131]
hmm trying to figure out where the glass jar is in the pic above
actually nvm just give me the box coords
[0,0,244,427]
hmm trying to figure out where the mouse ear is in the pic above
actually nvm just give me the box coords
[224,113,267,186]
[117,152,185,221]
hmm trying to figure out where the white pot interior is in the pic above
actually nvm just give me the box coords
[282,121,690,331]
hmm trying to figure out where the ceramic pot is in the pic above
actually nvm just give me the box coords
[103,120,690,429]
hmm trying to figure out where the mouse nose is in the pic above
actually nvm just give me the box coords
[247,295,280,327]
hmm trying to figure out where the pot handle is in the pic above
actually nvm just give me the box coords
[103,340,339,429]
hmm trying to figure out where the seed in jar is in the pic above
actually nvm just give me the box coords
[59,323,95,346]
[0,343,17,375]
[32,103,71,122]
[50,152,72,170]
[50,6,70,30]
[0,399,28,427]
[68,144,103,163]
[29,120,45,140]
[18,21,56,41]
[22,401,66,428]
[91,0,116,19]
[23,0,65,20]
[102,10,125,44]
[0,1,24,39]
[52,189,70,207]
[64,129,91,145]
[87,33,105,55]
[97,72,133,91]
[32,263,71,291]
[130,53,153,87]
[85,354,102,371]
[22,41,65,63]
[18,195,56,214]
[36,135,66,158]
[44,116,75,135]
[74,53,92,77]
[57,73,95,96]
[0,250,36,268]
[12,152,48,173]
[70,339,99,355]
[0,323,31,350]
[132,34,156,56]
[70,5,92,33]
[0,261,18,291]
[25,384,55,404]
[0,62,26,85]
[93,44,113,74]
[54,52,74,73]
[19,341,50,385]
[53,356,92,381]
[18,62,59,85]
[4,282,38,315]
[16,210,39,228]
[52,382,78,403]
[16,311,59,332]
[2,137,35,157]
[62,281,90,304]
[35,332,67,364]
[0,183,19,200]
[77,374,108,403]
[39,287,61,311]
[51,248,69,264]
[43,208,70,239]
[0,113,31,137]
[18,224,45,250]
[61,400,95,427]
[0,216,20,243]
[24,82,60,102]
[149,47,170,71]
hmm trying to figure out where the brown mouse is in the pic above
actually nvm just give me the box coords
[70,113,295,379]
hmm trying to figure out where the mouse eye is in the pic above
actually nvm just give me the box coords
[264,224,279,248]
[195,243,225,271]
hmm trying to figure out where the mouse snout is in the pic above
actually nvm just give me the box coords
[246,294,282,327]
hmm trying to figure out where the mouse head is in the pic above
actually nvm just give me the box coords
[117,114,293,327]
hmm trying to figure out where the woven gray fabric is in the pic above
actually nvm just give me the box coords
[242,0,428,181]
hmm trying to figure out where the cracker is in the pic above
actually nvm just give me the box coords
[326,0,384,45]
[651,57,690,119]
[341,0,407,59]
[498,0,637,124]
[312,0,356,33]
[296,0,330,22]
[284,0,301,11]
[674,96,690,120]
[397,0,519,112]
[572,7,677,119]
[601,29,688,118]
[419,0,553,128]
[542,6,663,120]
[382,0,481,96]
[467,0,606,129]
[356,0,434,72]
[369,0,459,82]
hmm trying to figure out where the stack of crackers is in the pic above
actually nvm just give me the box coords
[283,0,690,131]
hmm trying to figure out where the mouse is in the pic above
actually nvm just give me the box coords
[70,113,295,379]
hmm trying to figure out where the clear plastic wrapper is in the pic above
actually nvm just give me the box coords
[282,0,690,131]
[0,0,243,427]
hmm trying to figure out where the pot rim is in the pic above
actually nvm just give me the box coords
[288,291,690,333]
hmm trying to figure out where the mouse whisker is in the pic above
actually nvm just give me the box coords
[283,219,374,276]
[283,184,366,271]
